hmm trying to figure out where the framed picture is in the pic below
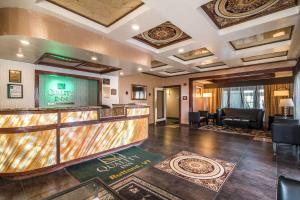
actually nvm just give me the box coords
[131,85,147,100]
[103,86,110,98]
[7,84,23,98]
[9,70,22,83]
[111,89,117,95]
[103,78,110,85]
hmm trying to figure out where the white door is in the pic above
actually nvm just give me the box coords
[154,88,167,123]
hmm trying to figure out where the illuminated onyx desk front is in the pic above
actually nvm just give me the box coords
[0,106,149,178]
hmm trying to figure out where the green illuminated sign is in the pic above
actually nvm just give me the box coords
[41,74,75,106]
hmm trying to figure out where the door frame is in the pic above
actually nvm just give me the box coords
[164,85,181,124]
[154,88,167,124]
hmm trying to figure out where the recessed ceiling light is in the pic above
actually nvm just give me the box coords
[138,67,143,71]
[178,48,184,53]
[131,24,140,31]
[120,71,124,76]
[91,56,97,61]
[20,40,30,45]
[16,53,24,58]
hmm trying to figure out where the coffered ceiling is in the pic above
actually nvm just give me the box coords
[0,0,300,77]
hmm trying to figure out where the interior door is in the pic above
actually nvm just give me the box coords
[154,88,167,123]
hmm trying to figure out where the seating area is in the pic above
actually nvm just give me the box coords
[1,1,300,200]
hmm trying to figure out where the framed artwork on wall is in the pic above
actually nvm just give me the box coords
[111,89,117,95]
[103,78,110,85]
[103,86,110,98]
[131,85,147,100]
[7,84,23,98]
[9,70,22,83]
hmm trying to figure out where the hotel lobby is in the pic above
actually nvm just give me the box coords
[0,0,300,199]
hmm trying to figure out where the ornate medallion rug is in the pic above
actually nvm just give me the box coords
[99,175,183,200]
[67,146,162,185]
[199,125,272,143]
[155,151,236,192]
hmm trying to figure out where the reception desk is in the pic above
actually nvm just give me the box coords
[0,105,149,178]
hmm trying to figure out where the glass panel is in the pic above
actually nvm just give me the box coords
[45,178,121,200]
[157,90,164,119]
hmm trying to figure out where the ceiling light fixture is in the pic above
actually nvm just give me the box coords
[178,48,184,53]
[91,56,97,61]
[120,71,124,76]
[138,67,143,71]
[131,24,140,31]
[16,53,24,58]
[20,40,30,45]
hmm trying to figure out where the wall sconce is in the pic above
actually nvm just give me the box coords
[166,89,171,96]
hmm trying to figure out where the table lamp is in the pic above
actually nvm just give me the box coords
[279,98,294,119]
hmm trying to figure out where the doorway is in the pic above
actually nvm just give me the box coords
[154,88,167,124]
[165,85,181,125]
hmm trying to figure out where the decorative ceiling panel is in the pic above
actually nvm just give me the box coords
[174,48,213,61]
[201,0,297,29]
[196,61,226,69]
[242,51,288,62]
[230,26,293,50]
[35,53,120,74]
[164,68,186,74]
[151,60,167,68]
[133,21,191,49]
[47,0,143,27]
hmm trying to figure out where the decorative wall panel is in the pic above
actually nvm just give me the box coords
[0,130,57,173]
[0,113,57,128]
[59,118,148,162]
[127,107,150,116]
[61,111,98,123]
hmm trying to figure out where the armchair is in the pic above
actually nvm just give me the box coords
[272,119,300,155]
[188,111,208,128]
[277,175,300,200]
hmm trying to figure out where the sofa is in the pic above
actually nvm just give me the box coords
[217,108,264,129]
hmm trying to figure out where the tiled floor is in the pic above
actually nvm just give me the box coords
[1,125,299,200]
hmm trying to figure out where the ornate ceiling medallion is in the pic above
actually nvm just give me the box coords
[133,21,191,49]
[202,0,297,29]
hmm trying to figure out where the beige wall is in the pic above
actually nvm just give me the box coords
[119,74,163,124]
[166,87,180,118]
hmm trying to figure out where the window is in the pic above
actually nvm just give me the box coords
[222,86,264,109]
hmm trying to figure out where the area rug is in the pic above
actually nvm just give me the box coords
[99,175,183,200]
[154,151,236,192]
[67,146,162,185]
[199,125,272,142]
[165,124,180,128]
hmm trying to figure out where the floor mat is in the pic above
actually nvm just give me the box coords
[100,175,184,200]
[155,151,236,192]
[67,146,162,185]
